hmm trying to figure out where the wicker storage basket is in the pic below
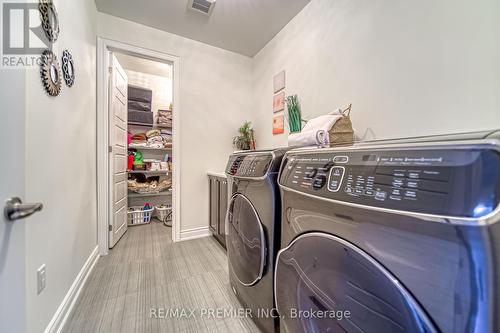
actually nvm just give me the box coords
[328,105,354,144]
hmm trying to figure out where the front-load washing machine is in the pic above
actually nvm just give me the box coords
[275,131,500,333]
[225,148,290,333]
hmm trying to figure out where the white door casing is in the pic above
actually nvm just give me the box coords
[108,54,128,248]
[97,38,181,254]
[0,69,27,331]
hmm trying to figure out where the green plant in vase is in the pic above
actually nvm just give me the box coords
[233,121,254,150]
[286,95,302,133]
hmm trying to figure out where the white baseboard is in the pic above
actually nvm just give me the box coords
[44,246,100,333]
[180,226,211,241]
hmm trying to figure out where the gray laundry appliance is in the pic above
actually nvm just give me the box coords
[225,148,291,333]
[275,131,500,333]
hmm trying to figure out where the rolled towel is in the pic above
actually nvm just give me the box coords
[287,110,345,147]
[288,129,329,147]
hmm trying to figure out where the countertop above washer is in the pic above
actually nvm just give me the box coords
[207,171,226,178]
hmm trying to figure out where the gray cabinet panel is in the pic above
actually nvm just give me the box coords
[209,178,219,233]
[208,175,227,249]
[219,179,228,238]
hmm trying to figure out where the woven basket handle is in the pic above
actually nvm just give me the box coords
[341,104,352,117]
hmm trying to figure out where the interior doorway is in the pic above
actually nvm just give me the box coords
[97,38,181,255]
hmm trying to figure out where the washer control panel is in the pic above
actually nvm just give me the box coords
[226,153,273,177]
[280,149,500,218]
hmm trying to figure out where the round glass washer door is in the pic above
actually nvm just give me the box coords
[275,232,437,333]
[227,193,266,286]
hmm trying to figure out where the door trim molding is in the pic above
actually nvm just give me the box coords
[44,246,99,333]
[97,37,182,255]
[180,226,211,241]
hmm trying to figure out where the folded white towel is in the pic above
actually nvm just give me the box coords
[288,129,329,147]
[287,109,344,147]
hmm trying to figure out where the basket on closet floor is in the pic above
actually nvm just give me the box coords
[127,206,154,226]
[155,204,172,226]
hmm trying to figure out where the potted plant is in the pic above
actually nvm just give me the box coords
[233,121,255,150]
[286,94,302,133]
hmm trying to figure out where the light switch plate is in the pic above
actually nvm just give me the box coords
[37,264,46,294]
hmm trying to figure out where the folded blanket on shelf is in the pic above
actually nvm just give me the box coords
[157,110,172,119]
[158,120,173,127]
[132,133,147,141]
[146,129,161,138]
[147,135,163,143]
[161,129,172,135]
[129,142,147,147]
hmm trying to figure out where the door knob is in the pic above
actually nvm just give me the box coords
[4,197,43,221]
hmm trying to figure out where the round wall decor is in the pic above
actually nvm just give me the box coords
[39,0,60,43]
[40,50,62,96]
[61,50,75,87]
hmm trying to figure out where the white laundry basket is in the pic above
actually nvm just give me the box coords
[155,204,172,226]
[127,206,154,226]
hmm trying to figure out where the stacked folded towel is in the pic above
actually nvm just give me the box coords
[288,109,345,147]
[129,129,171,148]
[160,129,172,143]
[157,110,172,127]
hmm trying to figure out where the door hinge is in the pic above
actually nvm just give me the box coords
[108,225,113,231]
[108,67,113,74]
[108,146,112,153]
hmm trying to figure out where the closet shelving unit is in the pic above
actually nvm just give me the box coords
[128,121,173,225]
[127,170,169,175]
[128,191,172,199]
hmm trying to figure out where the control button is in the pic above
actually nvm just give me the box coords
[304,169,317,179]
[389,195,402,201]
[408,172,420,179]
[404,190,417,198]
[345,187,353,194]
[375,191,387,200]
[328,166,345,192]
[313,176,327,189]
[364,189,375,197]
[393,171,406,178]
[407,181,418,188]
[333,156,349,164]
[391,189,402,196]
[354,188,364,195]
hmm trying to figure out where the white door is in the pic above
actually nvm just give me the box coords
[0,70,42,330]
[108,54,128,248]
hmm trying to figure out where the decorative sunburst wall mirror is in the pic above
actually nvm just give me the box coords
[39,0,60,43]
[62,50,75,87]
[40,50,62,96]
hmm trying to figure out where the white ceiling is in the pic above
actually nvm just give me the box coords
[115,53,172,78]
[95,0,311,57]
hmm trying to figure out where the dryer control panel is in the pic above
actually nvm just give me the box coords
[226,153,273,178]
[279,147,500,218]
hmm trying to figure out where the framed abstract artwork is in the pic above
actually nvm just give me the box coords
[273,115,284,135]
[273,70,285,93]
[273,90,285,113]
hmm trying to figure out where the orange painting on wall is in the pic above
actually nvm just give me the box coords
[273,91,285,113]
[273,115,284,135]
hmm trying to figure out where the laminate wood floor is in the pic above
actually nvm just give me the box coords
[63,222,260,333]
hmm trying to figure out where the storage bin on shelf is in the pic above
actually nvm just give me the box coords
[127,206,154,226]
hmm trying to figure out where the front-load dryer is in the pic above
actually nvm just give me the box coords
[275,131,500,333]
[225,148,291,333]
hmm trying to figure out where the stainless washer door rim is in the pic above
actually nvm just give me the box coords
[274,232,438,333]
[227,193,267,287]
